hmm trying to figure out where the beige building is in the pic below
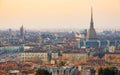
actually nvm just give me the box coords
[20,51,88,63]
[62,52,88,62]
[105,53,120,63]
[109,46,116,53]
[52,52,58,59]
[20,52,48,62]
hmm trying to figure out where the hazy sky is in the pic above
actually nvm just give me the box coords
[0,0,120,30]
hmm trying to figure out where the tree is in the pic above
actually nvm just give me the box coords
[35,68,51,75]
[98,68,103,75]
[98,67,118,75]
[58,61,66,67]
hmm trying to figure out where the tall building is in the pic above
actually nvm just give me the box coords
[20,25,24,37]
[8,28,12,38]
[79,7,119,48]
[86,7,97,40]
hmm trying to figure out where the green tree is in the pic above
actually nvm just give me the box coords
[98,67,118,75]
[35,68,51,75]
[98,68,103,75]
[59,61,65,67]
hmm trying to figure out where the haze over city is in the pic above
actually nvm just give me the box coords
[0,0,120,30]
[1,0,120,75]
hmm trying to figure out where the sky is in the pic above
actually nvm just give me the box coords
[0,0,120,30]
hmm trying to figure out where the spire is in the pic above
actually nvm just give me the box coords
[90,7,94,28]
[86,6,97,40]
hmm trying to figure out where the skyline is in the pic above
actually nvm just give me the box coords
[0,0,120,30]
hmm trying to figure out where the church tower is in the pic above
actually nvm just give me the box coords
[86,7,97,40]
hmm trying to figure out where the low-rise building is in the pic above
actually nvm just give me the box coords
[20,52,48,62]
[105,53,120,64]
[62,51,88,62]
[20,49,88,64]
